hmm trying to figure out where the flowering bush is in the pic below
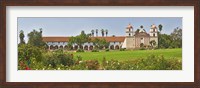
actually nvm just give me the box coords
[18,45,181,70]
[102,55,181,70]
[18,44,43,70]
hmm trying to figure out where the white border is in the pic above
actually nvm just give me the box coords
[6,6,194,82]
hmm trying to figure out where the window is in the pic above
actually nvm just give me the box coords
[153,34,155,37]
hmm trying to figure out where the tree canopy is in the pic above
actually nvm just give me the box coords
[27,28,46,47]
[19,30,25,45]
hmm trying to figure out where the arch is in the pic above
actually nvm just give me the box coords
[80,45,83,49]
[140,43,144,47]
[84,45,88,50]
[59,45,63,49]
[55,45,58,50]
[64,45,68,50]
[110,45,114,50]
[74,45,78,50]
[115,45,119,50]
[89,45,93,50]
[50,45,54,50]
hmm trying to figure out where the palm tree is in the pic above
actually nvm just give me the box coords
[96,29,98,37]
[158,24,163,33]
[101,29,104,37]
[91,30,94,37]
[105,29,108,37]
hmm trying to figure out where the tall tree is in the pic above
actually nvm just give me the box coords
[170,27,182,48]
[158,34,172,48]
[105,29,108,37]
[96,29,98,37]
[27,28,46,47]
[101,29,104,37]
[91,30,94,37]
[158,24,163,33]
[19,30,25,45]
[69,31,89,49]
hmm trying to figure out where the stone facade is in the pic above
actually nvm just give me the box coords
[122,24,158,49]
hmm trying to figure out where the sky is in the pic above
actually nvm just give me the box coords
[18,17,182,43]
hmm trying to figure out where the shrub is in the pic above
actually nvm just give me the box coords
[139,47,146,50]
[92,49,99,52]
[18,44,43,70]
[76,49,84,52]
[43,51,75,68]
[105,48,109,52]
[85,60,100,70]
[18,44,43,62]
[102,54,182,70]
[119,48,126,51]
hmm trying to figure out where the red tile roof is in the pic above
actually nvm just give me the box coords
[42,36,125,42]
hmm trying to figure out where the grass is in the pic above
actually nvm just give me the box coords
[72,48,182,62]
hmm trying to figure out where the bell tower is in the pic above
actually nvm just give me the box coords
[150,24,158,37]
[126,24,134,37]
[149,24,158,46]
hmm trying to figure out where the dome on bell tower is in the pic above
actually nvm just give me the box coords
[151,24,157,29]
[126,24,133,29]
[125,23,134,37]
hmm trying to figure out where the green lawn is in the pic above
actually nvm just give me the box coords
[72,48,182,62]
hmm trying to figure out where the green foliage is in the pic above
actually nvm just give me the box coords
[158,24,163,32]
[92,38,109,50]
[91,30,95,36]
[18,44,43,62]
[43,50,75,68]
[68,31,90,49]
[76,49,84,52]
[85,60,100,70]
[27,28,46,47]
[102,55,181,70]
[158,27,182,48]
[18,44,43,70]
[105,48,109,52]
[91,49,99,52]
[19,30,25,45]
[149,40,156,48]
[101,29,104,37]
[139,47,146,50]
[18,47,181,70]
[170,27,182,48]
[119,48,126,51]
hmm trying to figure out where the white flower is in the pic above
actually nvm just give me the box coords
[79,61,83,63]
[57,67,60,70]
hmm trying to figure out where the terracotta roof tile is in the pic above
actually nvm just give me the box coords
[43,36,125,42]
